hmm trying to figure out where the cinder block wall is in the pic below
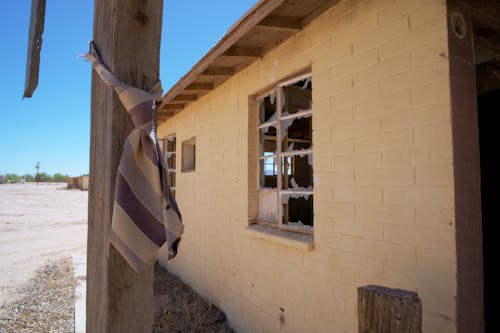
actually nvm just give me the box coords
[158,0,456,332]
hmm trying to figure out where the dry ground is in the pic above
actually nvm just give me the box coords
[0,183,234,332]
[0,258,76,333]
[153,263,234,333]
[0,183,87,306]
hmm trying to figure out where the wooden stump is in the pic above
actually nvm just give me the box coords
[358,285,422,333]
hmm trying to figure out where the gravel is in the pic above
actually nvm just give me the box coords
[0,258,76,333]
[0,257,235,333]
[153,263,234,333]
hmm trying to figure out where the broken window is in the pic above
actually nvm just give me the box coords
[181,137,196,173]
[256,74,313,232]
[164,135,176,197]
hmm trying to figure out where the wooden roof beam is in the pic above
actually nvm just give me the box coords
[172,94,198,102]
[223,46,262,58]
[474,34,500,56]
[185,82,214,90]
[257,15,302,30]
[162,104,185,110]
[157,110,175,117]
[160,0,289,107]
[200,67,235,77]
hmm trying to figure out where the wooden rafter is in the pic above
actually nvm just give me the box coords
[200,67,235,76]
[162,104,185,110]
[173,94,198,101]
[186,82,214,90]
[159,0,289,108]
[158,0,342,122]
[474,33,500,56]
[223,46,262,58]
[257,15,302,30]
[158,110,175,117]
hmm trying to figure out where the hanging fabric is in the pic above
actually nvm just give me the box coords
[83,41,183,272]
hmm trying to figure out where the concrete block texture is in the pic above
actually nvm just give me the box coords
[157,0,458,332]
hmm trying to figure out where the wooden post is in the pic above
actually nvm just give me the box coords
[86,1,163,332]
[23,0,46,98]
[358,285,422,333]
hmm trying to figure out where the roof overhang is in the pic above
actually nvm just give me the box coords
[158,0,341,123]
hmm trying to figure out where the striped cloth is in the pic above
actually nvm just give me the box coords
[84,41,183,272]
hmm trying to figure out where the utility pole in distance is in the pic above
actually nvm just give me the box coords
[35,161,40,183]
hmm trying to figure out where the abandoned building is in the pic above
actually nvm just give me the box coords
[81,0,499,332]
[151,0,499,332]
[67,175,89,191]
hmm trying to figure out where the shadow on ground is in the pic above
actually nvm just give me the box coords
[153,263,234,333]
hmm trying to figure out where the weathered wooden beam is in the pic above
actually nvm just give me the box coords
[454,0,500,32]
[162,104,184,110]
[200,67,235,77]
[475,62,500,95]
[258,15,302,30]
[158,110,175,118]
[358,285,422,333]
[474,34,500,57]
[223,46,262,58]
[160,0,288,107]
[23,0,46,98]
[185,82,214,90]
[172,94,198,101]
[447,3,485,332]
[87,0,163,332]
[157,110,175,117]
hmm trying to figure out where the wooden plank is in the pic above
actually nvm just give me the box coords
[160,0,288,106]
[474,34,500,57]
[454,0,500,32]
[163,104,184,110]
[186,82,214,90]
[223,46,262,58]
[159,0,343,111]
[447,3,485,332]
[200,67,235,76]
[87,1,162,332]
[358,285,422,333]
[173,94,198,101]
[158,110,175,116]
[301,0,342,27]
[257,15,302,30]
[23,0,46,98]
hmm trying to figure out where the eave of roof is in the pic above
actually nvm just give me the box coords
[158,0,340,123]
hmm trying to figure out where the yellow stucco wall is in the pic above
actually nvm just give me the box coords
[158,0,455,332]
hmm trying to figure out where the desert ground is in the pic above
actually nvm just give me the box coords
[0,182,234,332]
[0,183,87,306]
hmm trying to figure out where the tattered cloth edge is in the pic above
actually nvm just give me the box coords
[83,41,183,273]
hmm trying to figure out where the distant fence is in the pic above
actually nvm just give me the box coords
[67,176,89,191]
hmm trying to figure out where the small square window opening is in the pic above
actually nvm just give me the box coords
[181,137,196,173]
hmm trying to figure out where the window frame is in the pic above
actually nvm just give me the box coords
[255,72,313,234]
[163,134,177,196]
[181,137,196,173]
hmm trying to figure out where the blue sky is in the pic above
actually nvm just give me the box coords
[0,0,256,176]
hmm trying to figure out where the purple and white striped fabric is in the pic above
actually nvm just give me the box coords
[85,41,183,272]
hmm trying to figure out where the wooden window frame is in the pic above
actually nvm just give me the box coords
[164,134,176,196]
[255,72,313,234]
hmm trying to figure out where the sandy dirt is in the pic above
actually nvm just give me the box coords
[0,183,87,306]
